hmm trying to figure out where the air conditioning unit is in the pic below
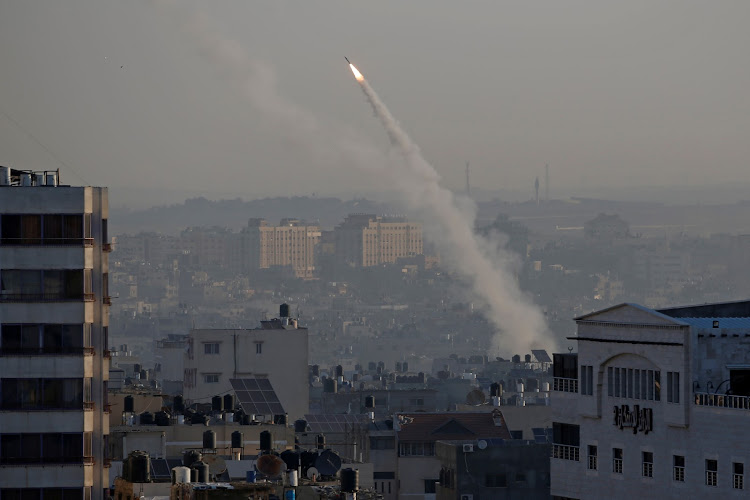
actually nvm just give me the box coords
[460,495,473,500]
[462,444,474,453]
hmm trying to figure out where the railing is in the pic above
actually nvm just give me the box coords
[0,456,96,465]
[552,444,580,461]
[104,404,113,414]
[0,237,95,247]
[83,401,95,411]
[0,293,96,302]
[103,296,112,305]
[0,347,94,356]
[103,349,112,359]
[103,243,113,252]
[694,392,750,409]
[553,377,579,393]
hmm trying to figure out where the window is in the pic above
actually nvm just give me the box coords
[552,423,580,461]
[203,343,220,355]
[0,433,89,464]
[398,442,435,457]
[613,448,623,474]
[588,445,598,470]
[642,452,653,478]
[0,270,91,301]
[674,455,685,482]
[423,479,437,493]
[0,214,88,246]
[608,366,661,401]
[0,378,88,410]
[734,462,744,490]
[0,489,86,500]
[706,459,718,486]
[255,342,262,354]
[580,365,594,395]
[369,437,395,450]
[667,372,680,403]
[485,473,507,488]
[1,324,90,354]
[203,374,220,384]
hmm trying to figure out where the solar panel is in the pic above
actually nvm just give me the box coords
[303,414,371,433]
[531,349,552,363]
[230,378,286,417]
[151,458,171,478]
[167,459,184,471]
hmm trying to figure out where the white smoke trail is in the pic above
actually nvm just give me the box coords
[352,71,553,354]
[151,2,555,354]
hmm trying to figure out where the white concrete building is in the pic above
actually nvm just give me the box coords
[0,169,110,500]
[551,301,750,500]
[183,305,309,420]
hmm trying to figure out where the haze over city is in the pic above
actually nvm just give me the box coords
[3,3,750,500]
[2,1,750,208]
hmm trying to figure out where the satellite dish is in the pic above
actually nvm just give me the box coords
[314,450,342,476]
[466,389,486,406]
[477,440,488,450]
[305,466,319,479]
[256,454,284,478]
[202,455,227,475]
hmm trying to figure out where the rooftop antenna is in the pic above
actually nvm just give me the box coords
[465,161,471,198]
[545,164,550,203]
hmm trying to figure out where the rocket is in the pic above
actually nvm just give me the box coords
[345,57,351,64]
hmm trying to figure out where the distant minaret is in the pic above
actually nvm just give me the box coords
[465,161,471,198]
[545,164,550,203]
[535,177,540,205]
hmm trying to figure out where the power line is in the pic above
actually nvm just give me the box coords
[0,106,89,185]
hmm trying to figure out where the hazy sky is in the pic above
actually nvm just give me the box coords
[1,1,749,207]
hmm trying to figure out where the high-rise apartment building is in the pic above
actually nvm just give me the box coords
[334,214,422,267]
[240,218,321,279]
[0,168,110,500]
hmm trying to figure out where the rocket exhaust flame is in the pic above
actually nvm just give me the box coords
[347,60,553,354]
[349,64,364,82]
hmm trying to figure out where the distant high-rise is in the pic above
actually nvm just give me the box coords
[0,167,110,500]
[545,164,550,203]
[465,161,471,198]
[535,176,540,205]
[240,218,321,279]
[334,214,422,267]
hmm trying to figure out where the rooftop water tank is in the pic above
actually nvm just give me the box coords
[191,461,209,483]
[280,303,290,318]
[341,468,359,493]
[202,430,216,450]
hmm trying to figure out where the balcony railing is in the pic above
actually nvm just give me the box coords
[694,392,750,410]
[103,349,112,359]
[0,347,94,356]
[553,377,579,393]
[0,237,95,247]
[103,243,113,252]
[83,401,95,411]
[104,404,113,414]
[0,293,95,303]
[103,296,112,305]
[0,456,95,465]
[552,444,580,461]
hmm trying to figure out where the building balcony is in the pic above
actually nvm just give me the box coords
[0,238,95,247]
[694,392,750,410]
[553,377,579,393]
[0,456,95,466]
[0,347,94,356]
[552,444,580,462]
[0,293,96,303]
